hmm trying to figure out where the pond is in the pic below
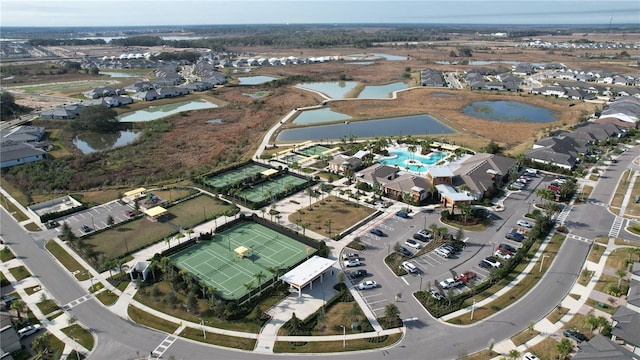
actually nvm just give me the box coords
[99,71,140,78]
[358,82,407,99]
[292,108,352,125]
[117,99,218,122]
[463,100,557,123]
[371,53,408,61]
[238,76,277,85]
[73,130,140,154]
[276,114,455,142]
[296,81,359,99]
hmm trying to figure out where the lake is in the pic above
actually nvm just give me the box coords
[371,53,408,61]
[276,114,455,142]
[118,99,218,122]
[296,81,359,99]
[463,100,557,123]
[292,108,352,125]
[358,82,407,99]
[99,71,140,78]
[73,130,140,154]
[238,76,277,85]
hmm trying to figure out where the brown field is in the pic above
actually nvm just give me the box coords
[287,195,376,236]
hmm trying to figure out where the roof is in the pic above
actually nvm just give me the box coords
[280,255,336,288]
[428,167,454,178]
[453,153,516,193]
[435,184,474,201]
[357,164,399,185]
[144,206,167,218]
[385,174,431,193]
[0,143,46,163]
[261,169,278,177]
[573,334,638,360]
[124,188,147,197]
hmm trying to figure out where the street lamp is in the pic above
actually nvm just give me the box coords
[470,299,476,320]
[72,337,80,360]
[200,318,207,339]
[387,243,390,256]
[488,242,494,257]
[419,274,423,292]
[85,271,94,291]
[340,325,346,348]
[322,291,325,307]
[540,254,550,272]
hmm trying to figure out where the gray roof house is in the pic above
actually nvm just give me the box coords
[356,164,400,187]
[83,86,120,99]
[0,325,20,354]
[525,136,587,170]
[328,154,363,175]
[573,334,638,360]
[452,153,516,200]
[40,104,85,119]
[0,125,45,145]
[610,304,640,355]
[383,174,432,202]
[0,142,47,168]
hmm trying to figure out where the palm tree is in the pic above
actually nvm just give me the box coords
[243,280,254,301]
[31,333,51,357]
[254,271,266,296]
[508,349,520,360]
[556,338,573,359]
[10,299,26,321]
[324,219,333,235]
[383,303,400,327]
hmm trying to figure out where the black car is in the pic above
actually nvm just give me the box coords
[81,224,93,232]
[478,259,492,269]
[444,241,465,252]
[349,269,368,279]
[505,232,525,242]
[397,246,413,257]
[498,243,517,254]
[370,228,384,236]
[563,329,587,343]
[413,233,430,242]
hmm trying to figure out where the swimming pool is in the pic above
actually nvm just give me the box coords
[378,148,447,172]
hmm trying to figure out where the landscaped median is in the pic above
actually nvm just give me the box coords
[45,239,89,281]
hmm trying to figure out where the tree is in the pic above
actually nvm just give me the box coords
[254,271,266,296]
[10,299,26,321]
[71,105,119,133]
[31,332,51,357]
[483,140,501,154]
[508,349,520,360]
[106,215,114,226]
[556,338,573,359]
[383,303,400,327]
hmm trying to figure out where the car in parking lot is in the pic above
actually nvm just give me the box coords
[413,232,431,242]
[416,229,433,240]
[395,210,410,218]
[358,280,378,290]
[401,261,418,273]
[563,329,587,343]
[125,210,135,217]
[344,259,361,267]
[369,228,384,236]
[495,249,513,260]
[444,241,465,252]
[349,269,368,279]
[18,324,42,338]
[523,352,540,360]
[440,278,463,289]
[458,270,476,283]
[483,256,503,268]
[405,239,422,249]
[498,243,517,254]
[341,252,360,260]
[478,259,492,269]
[397,246,413,257]
[435,247,452,258]
[516,219,533,228]
[505,232,525,242]
[81,224,93,232]
[429,288,443,300]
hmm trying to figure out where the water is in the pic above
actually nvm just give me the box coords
[276,114,455,142]
[118,99,218,122]
[292,108,351,125]
[238,76,277,85]
[99,71,140,78]
[358,82,407,99]
[463,100,556,123]
[73,130,140,154]
[346,61,375,65]
[296,81,359,99]
[371,53,408,61]
[379,148,448,172]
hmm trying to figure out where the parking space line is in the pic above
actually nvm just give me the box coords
[401,277,409,285]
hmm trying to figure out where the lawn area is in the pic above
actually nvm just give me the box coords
[23,222,42,231]
[0,179,30,207]
[465,349,499,360]
[36,299,60,316]
[95,289,119,306]
[9,265,31,281]
[585,298,617,315]
[0,193,29,221]
[626,176,640,217]
[526,337,561,360]
[609,169,631,214]
[61,324,95,351]
[561,313,593,339]
[128,305,179,334]
[511,327,540,346]
[546,306,569,323]
[287,196,376,237]
[45,240,87,277]
[179,327,256,350]
[578,269,595,286]
[162,193,236,229]
[273,332,402,353]
[604,247,631,271]
[587,243,605,263]
[447,234,564,324]
[1,247,16,262]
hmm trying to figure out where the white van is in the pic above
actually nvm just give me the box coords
[525,168,538,176]
[401,261,418,273]
[435,247,451,258]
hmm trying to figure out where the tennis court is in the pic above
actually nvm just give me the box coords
[204,163,271,189]
[239,174,308,203]
[170,222,313,300]
[296,145,332,156]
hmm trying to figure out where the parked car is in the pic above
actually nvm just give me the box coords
[524,168,538,176]
[505,232,525,242]
[341,252,360,260]
[523,352,540,360]
[397,246,413,257]
[516,219,533,228]
[417,229,433,239]
[369,228,384,236]
[444,241,465,252]
[349,269,368,279]
[18,324,42,338]
[498,243,517,254]
[429,288,443,300]
[413,233,431,242]
[81,224,92,232]
[458,271,476,283]
[395,210,410,218]
[478,259,492,269]
[344,259,361,267]
[495,249,513,260]
[548,184,561,192]
[483,256,503,268]
[405,239,422,249]
[435,247,452,258]
[401,261,418,274]
[440,278,463,289]
[563,329,587,343]
[358,280,378,290]
[125,210,135,217]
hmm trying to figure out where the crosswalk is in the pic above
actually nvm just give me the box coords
[555,205,572,225]
[61,294,93,311]
[609,216,624,238]
[566,233,592,243]
[150,333,180,359]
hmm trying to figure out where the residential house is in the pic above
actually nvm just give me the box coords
[609,262,640,355]
[328,154,363,175]
[356,164,400,188]
[40,104,85,119]
[83,86,119,99]
[0,142,47,168]
[384,174,432,202]
[452,153,516,200]
[420,68,446,87]
[0,125,45,146]
[573,334,638,359]
[0,325,20,354]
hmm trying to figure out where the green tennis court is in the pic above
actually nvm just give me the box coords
[296,145,332,156]
[239,174,308,203]
[204,163,271,189]
[170,222,313,300]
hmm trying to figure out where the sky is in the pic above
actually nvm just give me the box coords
[1,0,639,27]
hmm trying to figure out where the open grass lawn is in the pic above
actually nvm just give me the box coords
[61,324,95,350]
[511,328,541,346]
[288,196,376,236]
[9,265,31,281]
[465,349,499,360]
[615,237,640,247]
[578,270,594,286]
[23,222,42,232]
[95,289,119,306]
[0,247,16,262]
[609,170,631,214]
[585,298,617,315]
[448,234,563,324]
[179,327,256,351]
[593,273,623,294]
[526,337,561,360]
[24,285,42,296]
[273,332,402,353]
[562,313,593,338]
[546,306,569,324]
[273,301,372,337]
[604,248,632,271]
[594,236,608,245]
[587,243,605,263]
[0,178,31,207]
[163,194,235,229]
[133,281,263,333]
[36,299,60,316]
[0,193,29,221]
[127,305,180,334]
[45,240,86,275]
[626,177,640,217]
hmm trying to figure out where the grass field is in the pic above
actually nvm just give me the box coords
[288,195,376,236]
[171,221,311,300]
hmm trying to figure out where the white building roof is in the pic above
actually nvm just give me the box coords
[280,255,335,288]
[435,184,474,201]
[428,166,454,178]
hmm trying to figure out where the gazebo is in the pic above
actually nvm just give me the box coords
[280,255,336,297]
[234,245,250,259]
[143,206,168,220]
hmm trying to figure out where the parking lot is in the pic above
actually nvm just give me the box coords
[56,200,134,236]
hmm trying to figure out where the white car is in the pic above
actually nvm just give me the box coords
[516,219,533,228]
[358,280,378,290]
[495,249,513,260]
[18,324,42,338]
[523,352,540,360]
[343,259,361,267]
[439,278,463,289]
[401,261,418,273]
[405,239,422,249]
